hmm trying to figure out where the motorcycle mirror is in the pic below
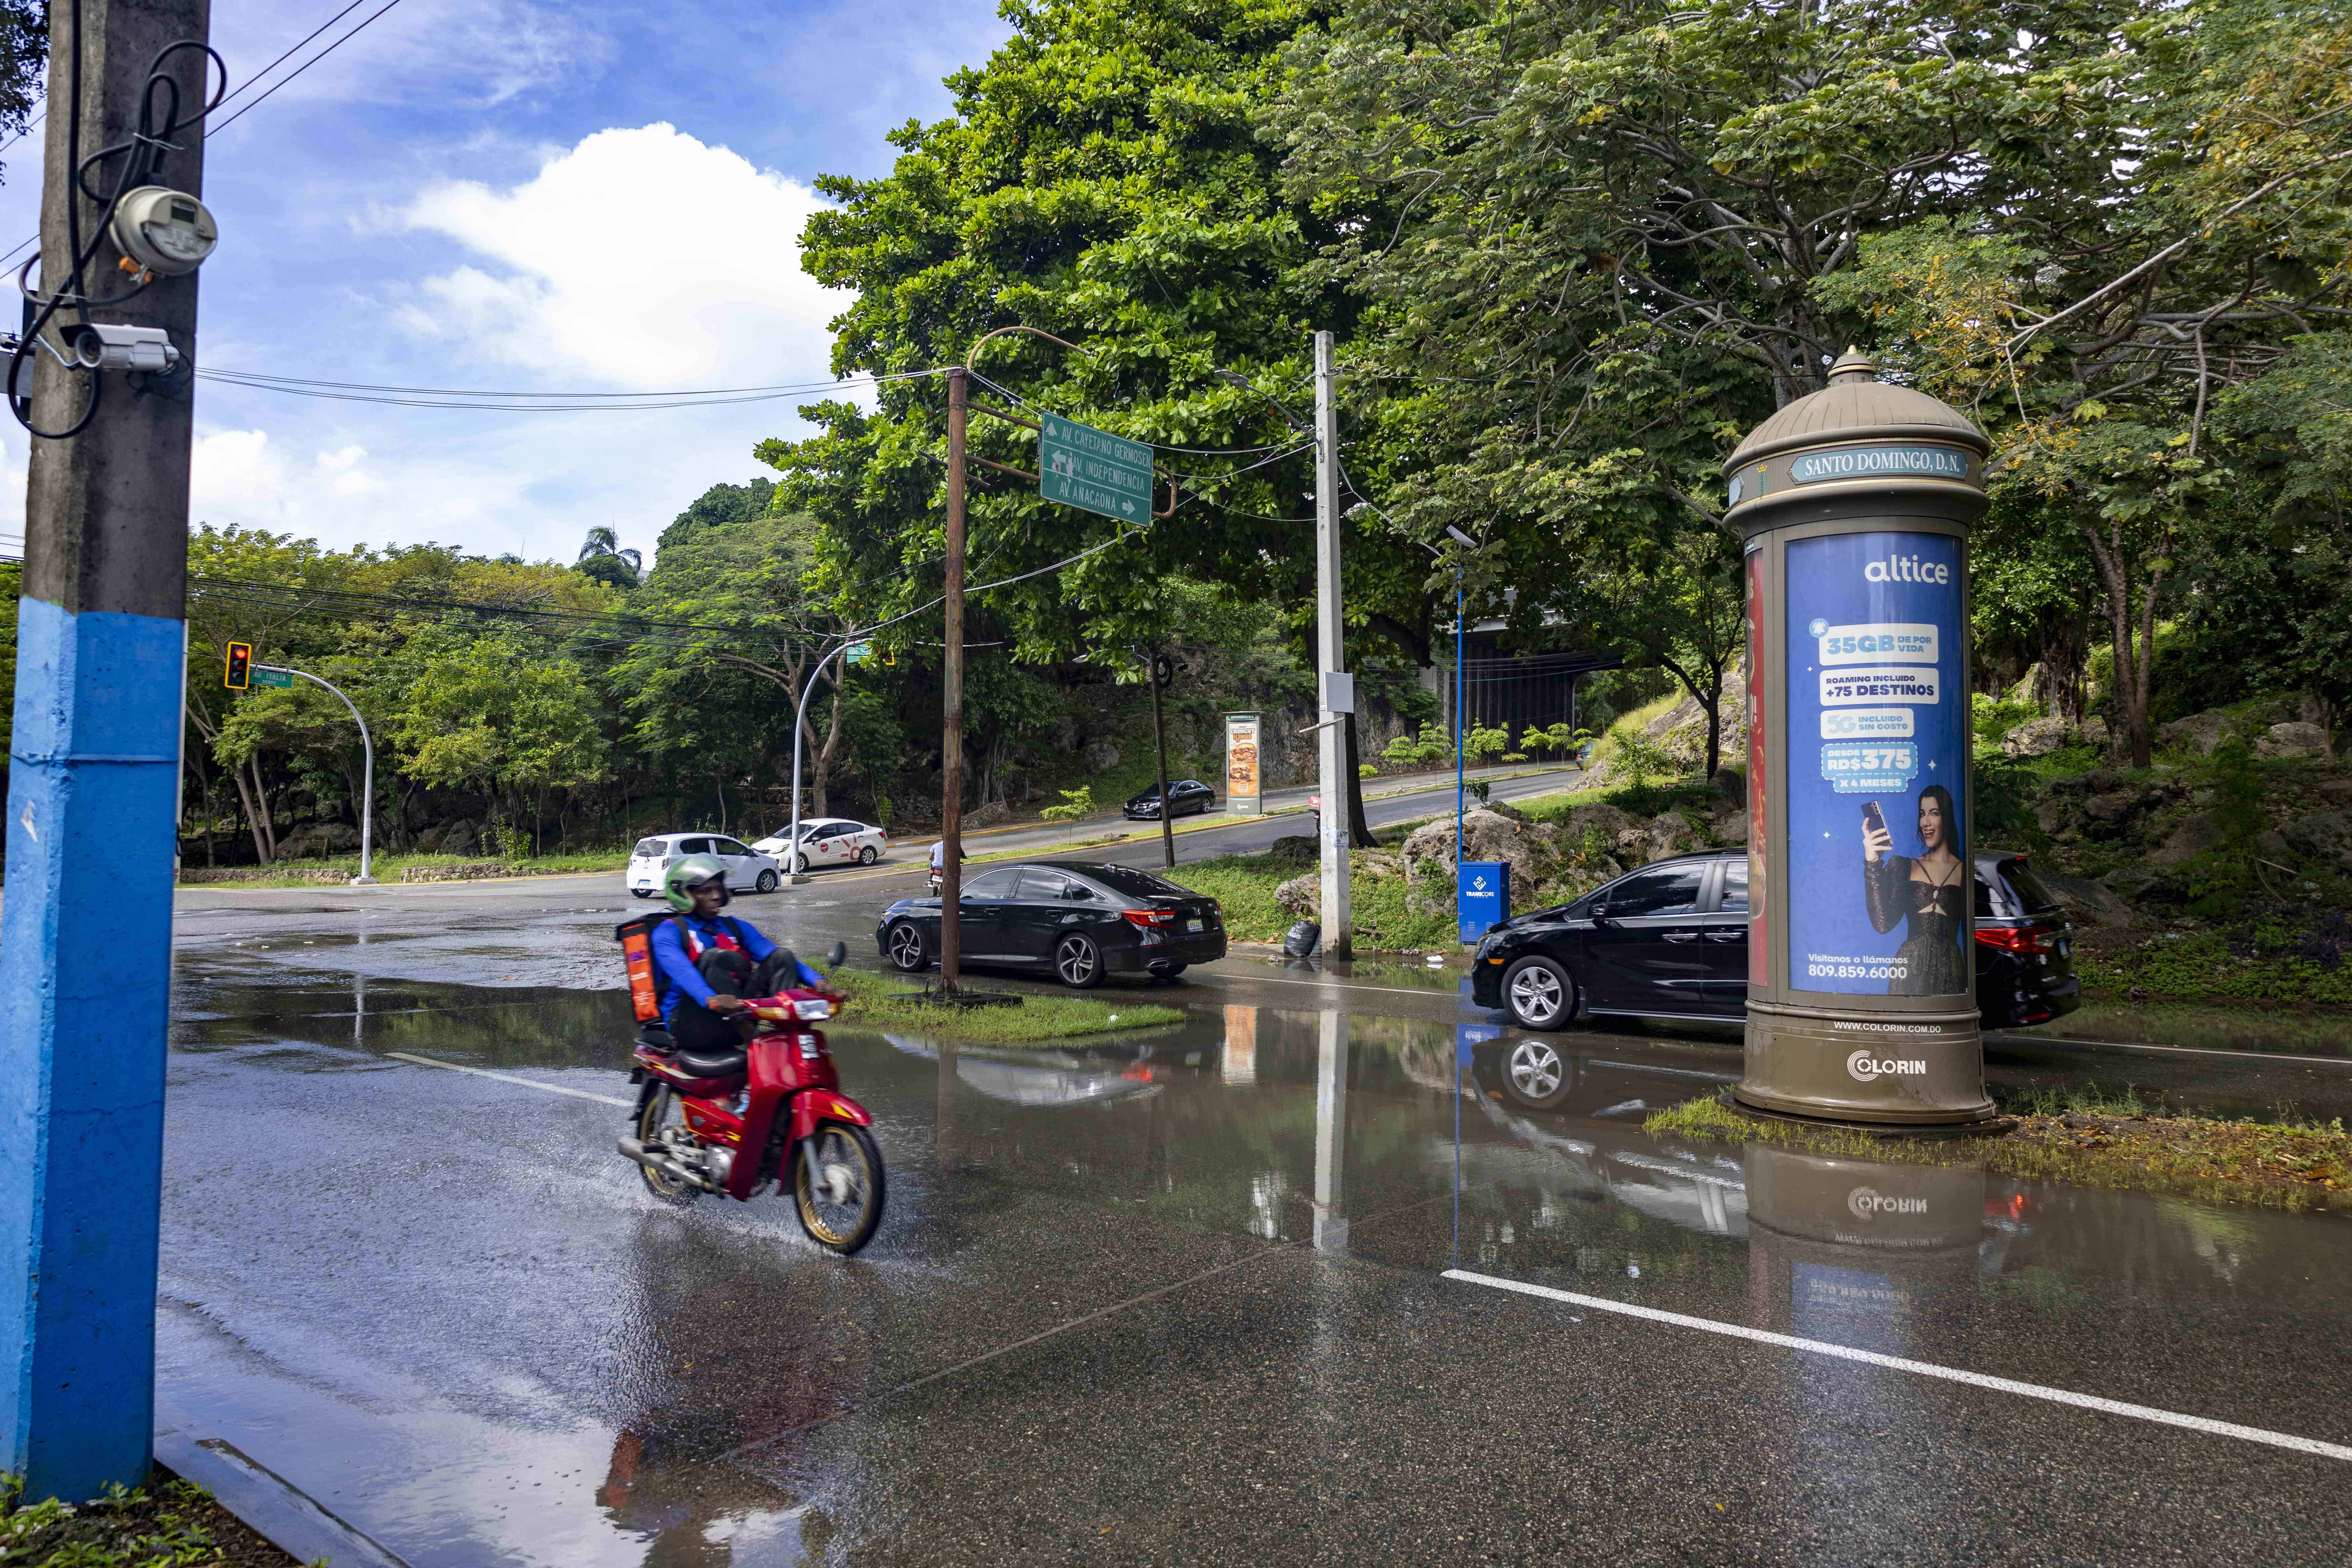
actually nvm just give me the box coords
[827,940,848,971]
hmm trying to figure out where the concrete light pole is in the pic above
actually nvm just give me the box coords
[1312,331,1351,959]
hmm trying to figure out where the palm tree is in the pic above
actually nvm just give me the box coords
[575,526,642,589]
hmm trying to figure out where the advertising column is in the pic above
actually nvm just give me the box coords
[1723,347,1993,1127]
[1223,713,1262,815]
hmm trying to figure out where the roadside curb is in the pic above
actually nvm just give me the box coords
[156,1399,412,1567]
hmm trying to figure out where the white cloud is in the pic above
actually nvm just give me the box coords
[396,124,846,385]
[193,429,289,514]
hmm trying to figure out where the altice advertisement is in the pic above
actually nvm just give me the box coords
[1784,531,1967,995]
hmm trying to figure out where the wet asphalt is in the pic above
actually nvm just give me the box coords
[162,873,2352,1565]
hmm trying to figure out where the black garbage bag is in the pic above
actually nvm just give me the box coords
[1283,920,1320,959]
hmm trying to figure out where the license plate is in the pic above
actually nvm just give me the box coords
[1186,919,1202,933]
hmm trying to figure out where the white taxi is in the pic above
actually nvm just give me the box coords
[750,818,888,874]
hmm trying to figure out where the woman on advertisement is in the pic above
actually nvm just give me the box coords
[1859,782,1965,994]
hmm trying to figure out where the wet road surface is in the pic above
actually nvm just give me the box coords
[161,881,2352,1565]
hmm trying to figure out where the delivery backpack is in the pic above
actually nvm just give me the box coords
[614,912,755,1022]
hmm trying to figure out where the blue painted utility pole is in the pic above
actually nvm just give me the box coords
[2,0,212,1498]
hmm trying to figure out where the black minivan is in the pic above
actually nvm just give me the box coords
[877,861,1226,988]
[1468,847,2080,1032]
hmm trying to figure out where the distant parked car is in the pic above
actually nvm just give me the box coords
[750,818,887,873]
[875,861,1227,988]
[1467,847,2080,1033]
[627,832,783,898]
[1123,779,1217,820]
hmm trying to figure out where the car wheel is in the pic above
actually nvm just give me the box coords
[858,845,879,865]
[790,854,808,875]
[1054,933,1105,989]
[886,921,932,973]
[755,869,780,894]
[1502,1038,1575,1109]
[630,889,654,899]
[1503,955,1575,1031]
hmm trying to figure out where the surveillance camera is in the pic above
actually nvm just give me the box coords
[109,187,218,277]
[66,323,180,374]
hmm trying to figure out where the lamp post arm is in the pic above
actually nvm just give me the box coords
[266,666,376,885]
[785,636,862,882]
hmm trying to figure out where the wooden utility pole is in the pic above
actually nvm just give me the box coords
[2,0,212,1497]
[939,366,969,991]
[1146,650,1174,868]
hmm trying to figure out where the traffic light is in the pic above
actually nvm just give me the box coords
[223,642,252,690]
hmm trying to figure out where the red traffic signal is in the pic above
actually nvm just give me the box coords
[223,641,252,690]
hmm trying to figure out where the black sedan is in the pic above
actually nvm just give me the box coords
[1469,848,2080,1033]
[877,861,1227,988]
[1123,779,1217,820]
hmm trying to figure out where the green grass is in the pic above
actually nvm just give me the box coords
[2076,922,2352,1005]
[1645,1092,2352,1213]
[829,966,1183,1045]
[0,1471,308,1567]
[178,848,629,888]
[1166,848,1462,952]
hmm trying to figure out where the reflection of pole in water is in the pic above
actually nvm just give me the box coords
[1221,1005,1258,1085]
[936,1041,958,1173]
[1313,1012,1348,1255]
[352,973,366,1046]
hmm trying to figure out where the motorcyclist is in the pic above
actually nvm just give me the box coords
[651,854,823,1053]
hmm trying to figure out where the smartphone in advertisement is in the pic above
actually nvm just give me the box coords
[1861,800,1888,843]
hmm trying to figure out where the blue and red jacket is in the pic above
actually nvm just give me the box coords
[648,913,817,1026]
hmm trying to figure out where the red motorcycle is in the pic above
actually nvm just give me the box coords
[616,936,885,1255]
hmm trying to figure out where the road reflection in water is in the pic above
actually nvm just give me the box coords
[160,969,2352,1566]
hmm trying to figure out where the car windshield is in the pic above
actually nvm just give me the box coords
[632,839,667,857]
[1085,865,1192,899]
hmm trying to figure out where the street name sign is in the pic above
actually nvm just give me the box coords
[250,667,294,689]
[1039,413,1153,522]
[843,641,872,666]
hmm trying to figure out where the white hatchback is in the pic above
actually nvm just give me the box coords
[627,832,784,899]
[750,818,888,874]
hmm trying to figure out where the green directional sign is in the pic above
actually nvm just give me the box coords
[843,641,871,666]
[250,667,294,689]
[1039,413,1154,522]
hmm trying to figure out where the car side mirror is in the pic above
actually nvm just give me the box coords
[827,940,848,971]
[1588,907,1612,927]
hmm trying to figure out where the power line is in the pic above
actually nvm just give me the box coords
[191,365,946,413]
[966,369,1311,459]
[206,0,409,139]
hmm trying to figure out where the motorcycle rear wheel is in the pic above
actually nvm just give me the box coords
[794,1122,885,1255]
[635,1086,701,1207]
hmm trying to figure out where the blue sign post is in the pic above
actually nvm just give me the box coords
[1458,860,1509,943]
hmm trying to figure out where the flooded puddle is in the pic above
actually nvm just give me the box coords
[160,968,2352,1565]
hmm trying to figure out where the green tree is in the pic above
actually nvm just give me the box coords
[574,525,643,591]
[389,625,607,854]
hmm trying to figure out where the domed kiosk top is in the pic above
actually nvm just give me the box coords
[1725,349,1987,474]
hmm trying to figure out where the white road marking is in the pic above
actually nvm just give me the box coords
[383,1052,634,1107]
[1443,1269,2352,1463]
[1987,1032,2352,1069]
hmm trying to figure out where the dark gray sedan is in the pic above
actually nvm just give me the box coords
[876,862,1227,988]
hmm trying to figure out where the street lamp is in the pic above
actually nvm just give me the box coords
[1430,527,1480,926]
[257,664,377,885]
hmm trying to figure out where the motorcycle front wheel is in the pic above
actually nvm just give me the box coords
[794,1121,885,1255]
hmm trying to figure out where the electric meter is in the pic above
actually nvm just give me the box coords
[109,187,218,277]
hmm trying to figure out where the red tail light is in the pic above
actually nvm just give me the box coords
[1975,924,2058,954]
[1122,909,1175,929]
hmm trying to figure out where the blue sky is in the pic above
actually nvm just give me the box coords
[0,0,1014,566]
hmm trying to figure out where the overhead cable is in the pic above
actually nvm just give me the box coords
[192,365,946,413]
[206,0,409,139]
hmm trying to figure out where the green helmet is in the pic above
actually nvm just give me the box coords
[663,852,731,913]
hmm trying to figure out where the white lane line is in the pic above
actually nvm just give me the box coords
[1987,1032,2352,1068]
[1443,1269,2352,1463]
[383,1052,633,1107]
